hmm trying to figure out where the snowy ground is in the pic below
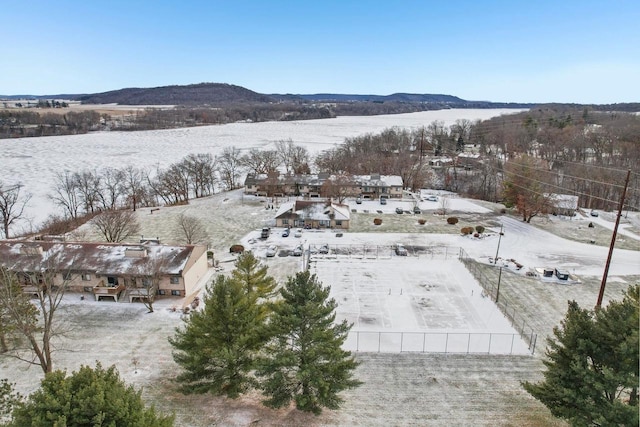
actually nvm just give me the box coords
[0,108,523,229]
[4,187,637,425]
[2,109,638,426]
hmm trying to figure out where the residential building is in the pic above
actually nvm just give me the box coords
[244,172,403,200]
[0,240,208,301]
[274,200,350,229]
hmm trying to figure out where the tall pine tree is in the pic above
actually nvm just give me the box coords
[256,270,361,414]
[231,251,277,299]
[523,285,639,426]
[169,275,266,398]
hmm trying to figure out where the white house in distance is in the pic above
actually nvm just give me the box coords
[274,200,351,229]
[547,194,579,217]
[0,240,208,302]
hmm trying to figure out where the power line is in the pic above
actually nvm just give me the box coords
[505,171,640,211]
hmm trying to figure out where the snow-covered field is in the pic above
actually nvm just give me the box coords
[0,108,523,228]
[2,109,638,426]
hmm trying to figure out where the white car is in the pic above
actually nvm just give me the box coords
[395,244,408,256]
[294,228,303,237]
[266,245,278,257]
[292,245,303,256]
[426,195,438,202]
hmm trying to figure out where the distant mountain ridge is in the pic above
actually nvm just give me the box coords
[3,83,638,111]
[1,83,478,105]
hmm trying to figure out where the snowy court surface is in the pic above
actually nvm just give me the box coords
[311,257,531,355]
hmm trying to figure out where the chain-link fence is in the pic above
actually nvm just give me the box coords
[459,248,538,354]
[345,331,530,355]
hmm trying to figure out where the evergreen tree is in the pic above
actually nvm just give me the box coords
[256,270,361,414]
[231,251,277,299]
[10,363,173,426]
[169,275,266,398]
[523,285,639,426]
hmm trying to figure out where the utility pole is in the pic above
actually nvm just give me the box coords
[494,223,504,265]
[596,169,631,308]
[496,267,503,303]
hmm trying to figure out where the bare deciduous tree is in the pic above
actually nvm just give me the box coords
[124,258,167,313]
[276,139,310,174]
[176,213,209,245]
[73,170,102,214]
[0,257,72,374]
[439,195,450,216]
[218,146,243,190]
[320,174,354,203]
[122,166,147,211]
[98,167,125,210]
[183,153,217,198]
[50,171,81,219]
[92,210,140,242]
[0,181,31,239]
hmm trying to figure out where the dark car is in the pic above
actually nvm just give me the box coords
[395,207,403,214]
[282,228,290,237]
[319,244,329,254]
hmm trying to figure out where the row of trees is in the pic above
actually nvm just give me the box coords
[477,109,640,213]
[170,252,361,414]
[0,139,312,239]
[0,103,334,139]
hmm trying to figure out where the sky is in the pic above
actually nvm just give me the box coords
[2,0,639,104]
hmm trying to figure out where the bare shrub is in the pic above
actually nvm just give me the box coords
[229,244,244,253]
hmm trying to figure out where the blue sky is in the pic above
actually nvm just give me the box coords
[2,0,639,103]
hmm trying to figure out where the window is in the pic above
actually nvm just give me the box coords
[335,220,342,226]
[171,290,181,296]
[282,219,289,225]
[170,277,180,285]
[157,289,166,295]
[142,278,152,287]
[82,273,91,281]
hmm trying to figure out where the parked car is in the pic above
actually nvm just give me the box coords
[282,228,290,237]
[266,245,278,257]
[260,227,270,239]
[319,244,329,254]
[356,196,362,204]
[292,245,303,256]
[590,210,599,217]
[395,207,403,214]
[413,206,421,214]
[294,228,302,237]
[426,195,438,202]
[395,244,408,256]
[380,197,387,205]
